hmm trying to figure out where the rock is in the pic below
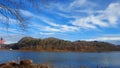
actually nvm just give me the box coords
[7,62,17,66]
[0,60,52,68]
[20,64,35,68]
[0,65,14,68]
[20,60,33,65]
[38,64,50,68]
[0,61,18,68]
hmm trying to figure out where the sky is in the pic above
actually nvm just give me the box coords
[0,0,120,44]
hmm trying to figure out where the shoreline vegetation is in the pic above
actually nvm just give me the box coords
[2,37,120,52]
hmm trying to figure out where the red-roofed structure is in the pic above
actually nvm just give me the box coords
[0,37,5,48]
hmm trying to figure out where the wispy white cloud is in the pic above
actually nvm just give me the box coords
[37,16,60,27]
[70,17,97,29]
[40,32,54,35]
[0,16,19,25]
[2,1,120,35]
[60,25,79,32]
[36,16,79,32]
[69,0,87,7]
[47,0,120,30]
[70,2,120,29]
[56,12,78,19]
[37,25,79,33]
[0,27,21,34]
[69,0,96,11]
[87,36,120,41]
[20,9,80,33]
[104,2,120,25]
[86,34,120,41]
[49,0,97,13]
[1,0,120,44]
[20,10,34,17]
[42,26,60,32]
[0,14,30,34]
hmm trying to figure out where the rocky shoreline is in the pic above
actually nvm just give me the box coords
[0,60,51,68]
[0,60,112,68]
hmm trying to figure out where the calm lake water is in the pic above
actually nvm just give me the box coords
[0,50,120,68]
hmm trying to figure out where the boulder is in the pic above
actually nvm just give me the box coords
[38,64,50,68]
[20,64,35,68]
[20,60,33,65]
[0,61,18,68]
[0,65,14,68]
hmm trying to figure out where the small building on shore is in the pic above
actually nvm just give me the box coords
[0,37,5,48]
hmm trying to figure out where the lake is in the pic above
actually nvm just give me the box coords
[0,50,120,68]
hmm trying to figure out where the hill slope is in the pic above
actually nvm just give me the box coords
[7,37,120,52]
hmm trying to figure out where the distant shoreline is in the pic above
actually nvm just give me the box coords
[5,37,120,53]
[0,48,120,53]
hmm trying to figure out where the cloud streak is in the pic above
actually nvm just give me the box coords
[86,34,120,41]
[20,9,79,33]
[87,36,120,41]
[1,0,120,44]
[40,32,54,35]
[49,0,120,30]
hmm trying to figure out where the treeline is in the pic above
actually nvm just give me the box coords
[6,37,120,52]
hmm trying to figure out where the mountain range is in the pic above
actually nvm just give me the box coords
[6,37,120,52]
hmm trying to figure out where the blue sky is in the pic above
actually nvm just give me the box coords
[0,0,120,44]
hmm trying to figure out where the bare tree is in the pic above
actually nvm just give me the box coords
[0,0,54,31]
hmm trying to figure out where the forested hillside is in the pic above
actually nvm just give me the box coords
[7,37,120,52]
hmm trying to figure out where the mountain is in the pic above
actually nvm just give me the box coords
[105,40,120,45]
[6,37,120,52]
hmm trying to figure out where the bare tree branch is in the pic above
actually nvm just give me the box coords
[0,0,57,32]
